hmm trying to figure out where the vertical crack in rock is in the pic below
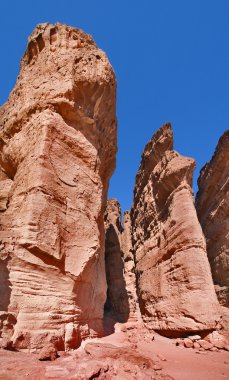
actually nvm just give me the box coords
[0,22,117,350]
[196,130,229,308]
[104,199,141,334]
[121,211,142,324]
[130,123,221,335]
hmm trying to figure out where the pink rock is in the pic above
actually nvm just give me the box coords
[104,199,141,329]
[38,343,58,361]
[188,335,201,341]
[198,340,213,350]
[104,200,129,324]
[121,210,142,323]
[196,130,229,307]
[184,339,194,348]
[210,347,219,352]
[82,342,168,378]
[193,342,200,349]
[204,331,229,350]
[0,23,117,350]
[130,123,220,334]
[196,350,207,355]
[175,339,184,347]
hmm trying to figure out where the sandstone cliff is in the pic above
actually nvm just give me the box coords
[130,123,220,335]
[196,130,229,307]
[104,199,141,330]
[121,210,142,323]
[0,23,117,350]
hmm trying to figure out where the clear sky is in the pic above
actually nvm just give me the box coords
[0,1,228,212]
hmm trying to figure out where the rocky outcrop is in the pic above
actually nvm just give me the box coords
[196,131,229,307]
[104,199,141,329]
[104,200,129,325]
[0,23,117,350]
[121,210,142,323]
[131,123,220,335]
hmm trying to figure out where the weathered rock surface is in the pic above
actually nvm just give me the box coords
[0,23,117,350]
[83,342,174,379]
[38,343,58,361]
[104,199,141,329]
[131,123,220,334]
[176,331,229,352]
[196,130,229,307]
[1,327,229,380]
[104,199,129,325]
[121,210,142,323]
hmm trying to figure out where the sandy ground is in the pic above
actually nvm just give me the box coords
[0,329,228,380]
[138,333,229,380]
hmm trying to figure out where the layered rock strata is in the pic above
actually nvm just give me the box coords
[0,23,117,350]
[131,123,220,334]
[104,199,140,327]
[196,131,229,306]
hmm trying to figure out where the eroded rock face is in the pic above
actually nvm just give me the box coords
[131,123,220,335]
[104,199,129,324]
[121,211,142,323]
[0,23,117,350]
[196,131,229,307]
[104,199,140,329]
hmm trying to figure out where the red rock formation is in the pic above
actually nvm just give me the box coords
[196,131,229,307]
[131,123,220,335]
[0,23,117,350]
[121,210,142,323]
[104,199,129,325]
[104,199,141,329]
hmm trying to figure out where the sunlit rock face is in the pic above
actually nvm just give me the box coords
[0,23,117,350]
[131,123,220,335]
[196,130,229,307]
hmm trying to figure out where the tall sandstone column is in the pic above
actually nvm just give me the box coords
[0,23,117,350]
[196,131,229,307]
[131,123,220,335]
[104,199,141,328]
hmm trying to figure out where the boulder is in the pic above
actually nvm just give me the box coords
[198,340,213,351]
[187,335,201,341]
[38,343,58,361]
[204,330,229,350]
[184,339,194,348]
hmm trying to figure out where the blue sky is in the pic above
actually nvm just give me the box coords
[0,1,228,212]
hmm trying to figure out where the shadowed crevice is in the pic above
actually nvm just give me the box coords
[0,256,12,312]
[103,224,129,334]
